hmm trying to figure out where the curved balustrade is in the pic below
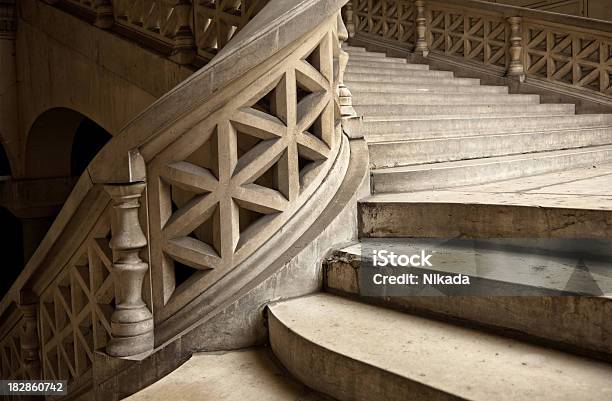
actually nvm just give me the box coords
[0,0,360,397]
[345,0,612,100]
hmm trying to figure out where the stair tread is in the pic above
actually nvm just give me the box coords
[372,144,612,173]
[270,294,612,401]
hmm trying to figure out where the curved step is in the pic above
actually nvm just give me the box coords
[362,114,612,137]
[348,82,508,94]
[370,145,612,193]
[346,65,452,77]
[325,240,612,359]
[347,60,429,70]
[269,294,612,401]
[346,72,479,85]
[352,92,540,105]
[354,103,576,117]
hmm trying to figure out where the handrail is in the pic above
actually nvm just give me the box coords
[345,0,612,100]
[0,0,354,394]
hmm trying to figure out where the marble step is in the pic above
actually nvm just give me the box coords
[345,72,479,85]
[347,60,430,70]
[353,103,575,117]
[348,81,508,94]
[346,65,453,77]
[352,92,540,106]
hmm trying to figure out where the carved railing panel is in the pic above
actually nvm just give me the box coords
[38,211,114,392]
[354,0,415,48]
[427,3,509,70]
[194,0,269,61]
[524,22,612,95]
[112,0,178,46]
[0,319,28,382]
[148,19,341,320]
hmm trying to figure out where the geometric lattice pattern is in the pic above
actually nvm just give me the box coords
[525,23,612,96]
[428,6,508,69]
[150,25,339,316]
[0,322,27,381]
[113,0,178,46]
[195,0,269,61]
[39,215,114,394]
[354,0,415,48]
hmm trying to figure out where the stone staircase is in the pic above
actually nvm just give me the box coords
[264,46,612,400]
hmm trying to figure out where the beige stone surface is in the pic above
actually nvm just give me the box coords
[124,349,329,401]
[270,294,612,401]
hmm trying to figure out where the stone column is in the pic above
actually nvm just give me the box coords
[342,1,356,39]
[168,0,196,65]
[507,16,525,81]
[19,291,41,379]
[93,0,114,29]
[104,183,154,357]
[414,0,429,56]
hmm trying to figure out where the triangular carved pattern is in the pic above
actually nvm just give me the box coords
[195,0,269,61]
[154,29,338,304]
[39,221,114,390]
[0,323,27,381]
[113,0,179,43]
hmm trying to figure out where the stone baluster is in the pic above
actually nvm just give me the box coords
[104,183,154,357]
[93,0,114,29]
[342,1,356,39]
[414,0,428,56]
[19,291,41,379]
[507,16,525,81]
[168,0,196,65]
[336,13,357,120]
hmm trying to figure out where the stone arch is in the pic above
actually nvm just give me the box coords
[25,108,112,179]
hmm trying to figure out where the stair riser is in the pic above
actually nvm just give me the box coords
[347,55,410,64]
[346,74,479,85]
[346,66,452,77]
[363,116,612,136]
[358,201,612,238]
[347,60,429,70]
[353,93,540,105]
[371,149,612,193]
[345,50,389,57]
[369,130,612,168]
[324,258,612,360]
[354,104,576,117]
[349,83,507,94]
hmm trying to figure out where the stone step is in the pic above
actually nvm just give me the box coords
[370,145,612,193]
[348,81,508,94]
[368,127,612,168]
[352,92,540,106]
[363,114,612,137]
[345,49,388,57]
[354,103,576,117]
[324,239,612,359]
[269,294,612,401]
[347,54,410,64]
[345,72,480,85]
[358,190,612,238]
[342,45,367,52]
[347,59,430,70]
[346,65,453,77]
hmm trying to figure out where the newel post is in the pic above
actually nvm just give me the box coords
[104,183,154,357]
[19,292,41,379]
[414,0,428,56]
[342,1,356,39]
[507,16,525,81]
[336,13,357,119]
[93,0,114,29]
[168,0,196,65]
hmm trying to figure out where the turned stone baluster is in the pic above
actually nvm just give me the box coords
[507,16,525,81]
[93,0,114,29]
[19,292,41,379]
[337,13,357,120]
[168,0,196,65]
[104,183,154,357]
[343,1,356,39]
[414,0,428,56]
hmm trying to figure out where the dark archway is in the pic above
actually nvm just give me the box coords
[0,207,23,296]
[0,142,10,176]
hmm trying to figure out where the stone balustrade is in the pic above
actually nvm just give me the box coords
[345,0,612,98]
